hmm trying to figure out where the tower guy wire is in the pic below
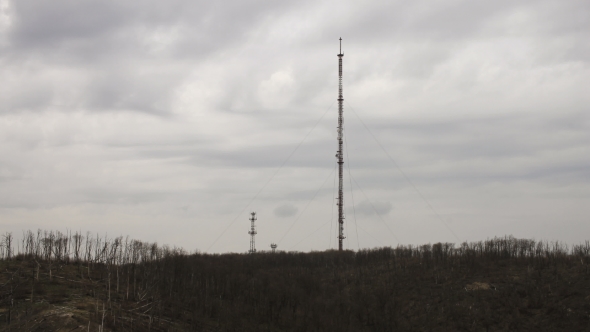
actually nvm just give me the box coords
[348,172,400,244]
[329,162,337,249]
[346,101,461,242]
[344,126,360,250]
[205,100,336,252]
[278,166,336,246]
[289,220,331,251]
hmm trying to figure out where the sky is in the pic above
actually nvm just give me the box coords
[0,0,588,253]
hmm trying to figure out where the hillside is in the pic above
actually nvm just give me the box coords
[1,231,590,331]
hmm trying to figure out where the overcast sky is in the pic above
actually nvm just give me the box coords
[1,0,588,253]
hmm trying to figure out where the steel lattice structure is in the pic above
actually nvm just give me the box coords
[248,212,257,253]
[336,38,346,251]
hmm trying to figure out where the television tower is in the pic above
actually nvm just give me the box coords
[336,38,345,251]
[248,212,257,253]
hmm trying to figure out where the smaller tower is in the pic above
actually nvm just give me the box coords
[270,243,277,253]
[248,212,257,253]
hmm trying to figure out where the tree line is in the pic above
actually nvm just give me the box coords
[3,230,589,265]
[1,230,590,331]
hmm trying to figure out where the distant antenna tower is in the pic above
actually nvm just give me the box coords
[270,243,277,253]
[336,38,346,251]
[248,212,257,253]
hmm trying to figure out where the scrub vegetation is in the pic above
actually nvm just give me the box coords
[1,231,590,331]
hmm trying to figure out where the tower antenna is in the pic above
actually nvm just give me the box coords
[336,38,346,251]
[248,212,257,253]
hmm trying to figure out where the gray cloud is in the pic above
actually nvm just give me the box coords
[1,0,589,253]
[354,200,392,216]
[274,203,298,218]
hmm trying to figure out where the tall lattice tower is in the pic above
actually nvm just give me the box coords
[336,38,346,251]
[248,212,257,253]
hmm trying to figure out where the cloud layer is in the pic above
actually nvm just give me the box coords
[274,203,299,218]
[1,0,589,252]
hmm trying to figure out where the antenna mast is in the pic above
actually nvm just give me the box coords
[336,38,345,251]
[248,212,257,253]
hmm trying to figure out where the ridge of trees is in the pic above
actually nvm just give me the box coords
[3,230,589,267]
[1,230,590,331]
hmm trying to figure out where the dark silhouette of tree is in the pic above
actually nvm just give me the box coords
[1,231,590,331]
